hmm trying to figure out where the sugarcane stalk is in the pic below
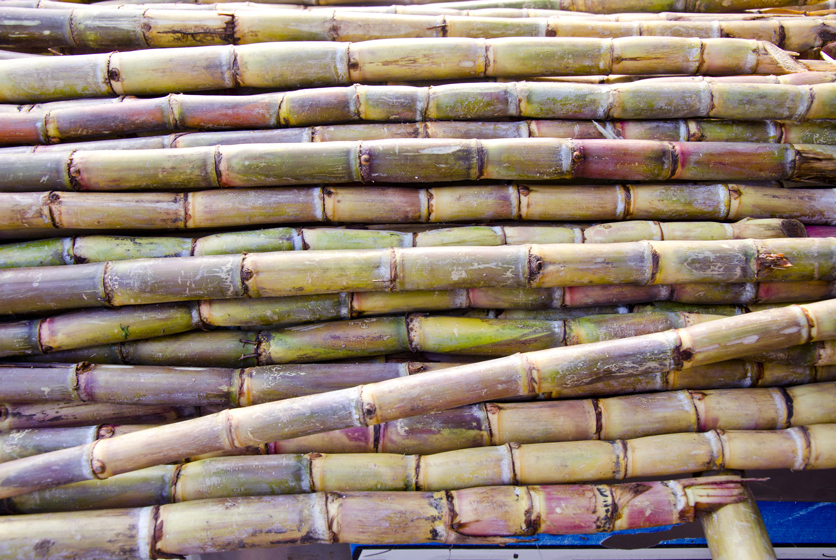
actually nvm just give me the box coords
[12,0,836,16]
[700,471,777,560]
[0,218,803,268]
[3,6,835,53]
[0,424,150,462]
[8,281,831,336]
[6,118,836,152]
[0,299,833,499]
[3,350,833,431]
[0,37,808,104]
[0,477,750,559]
[61,0,836,11]
[0,311,724,362]
[3,237,835,315]
[5,295,834,389]
[6,310,835,367]
[3,423,833,515]
[4,138,835,193]
[4,184,835,238]
[5,368,833,459]
[0,401,198,431]
[5,81,836,145]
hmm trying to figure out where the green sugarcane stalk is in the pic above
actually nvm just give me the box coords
[0,218,803,268]
[7,281,834,334]
[2,238,834,315]
[0,477,749,558]
[6,119,836,152]
[5,297,834,383]
[0,311,725,362]
[0,401,199,432]
[0,299,833,499]
[3,6,834,52]
[3,423,833,515]
[0,38,810,104]
[4,185,835,239]
[1,139,834,192]
[5,81,836,145]
[5,310,835,367]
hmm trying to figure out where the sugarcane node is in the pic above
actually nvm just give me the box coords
[363,401,377,421]
[97,425,115,438]
[107,68,121,83]
[407,362,425,374]
[671,344,694,370]
[91,458,106,476]
[526,251,543,280]
[758,251,793,272]
[594,485,615,531]
[777,386,795,426]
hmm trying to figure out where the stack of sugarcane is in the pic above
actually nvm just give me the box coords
[1,0,836,557]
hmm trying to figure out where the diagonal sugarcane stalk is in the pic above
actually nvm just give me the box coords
[0,37,811,103]
[2,6,835,52]
[1,237,834,315]
[0,218,804,268]
[0,299,833,499]
[4,80,835,146]
[3,423,833,514]
[4,184,835,238]
[2,372,834,459]
[4,292,835,386]
[0,477,750,557]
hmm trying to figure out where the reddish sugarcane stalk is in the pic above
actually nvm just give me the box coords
[2,139,835,192]
[4,81,836,145]
[0,477,750,558]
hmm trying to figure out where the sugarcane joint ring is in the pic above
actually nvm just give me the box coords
[91,459,106,476]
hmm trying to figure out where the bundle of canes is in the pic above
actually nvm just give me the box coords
[1,0,836,557]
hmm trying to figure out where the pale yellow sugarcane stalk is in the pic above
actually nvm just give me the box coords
[700,471,777,560]
[0,218,802,268]
[0,299,833,499]
[0,37,810,103]
[3,424,833,514]
[2,237,834,315]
